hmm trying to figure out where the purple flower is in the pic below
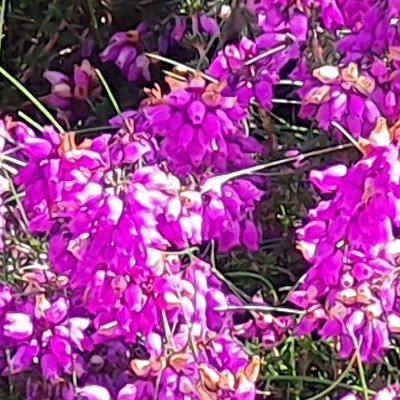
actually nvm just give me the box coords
[337,1,400,63]
[100,30,151,82]
[291,134,400,362]
[340,384,400,400]
[297,63,381,138]
[142,74,265,176]
[247,0,309,69]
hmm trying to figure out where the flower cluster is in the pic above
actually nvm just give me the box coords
[43,60,101,122]
[0,115,272,398]
[337,0,400,63]
[6,0,400,397]
[246,0,308,68]
[100,26,151,83]
[139,73,265,176]
[207,37,279,110]
[290,121,400,362]
[297,63,381,138]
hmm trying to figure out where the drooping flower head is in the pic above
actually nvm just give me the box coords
[207,37,279,110]
[100,26,151,82]
[141,73,265,176]
[43,60,101,121]
[297,63,381,138]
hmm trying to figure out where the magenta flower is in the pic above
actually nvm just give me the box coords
[297,63,381,138]
[369,58,400,122]
[142,74,265,176]
[202,178,264,252]
[291,132,400,362]
[207,37,279,110]
[340,384,400,400]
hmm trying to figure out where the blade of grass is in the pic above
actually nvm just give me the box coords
[95,68,121,114]
[351,334,370,400]
[305,349,358,400]
[0,66,65,132]
[17,110,44,132]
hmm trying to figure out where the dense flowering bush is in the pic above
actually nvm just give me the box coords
[2,0,400,398]
[291,120,400,362]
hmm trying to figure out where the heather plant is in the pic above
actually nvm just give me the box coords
[1,0,400,399]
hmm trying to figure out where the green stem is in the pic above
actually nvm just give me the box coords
[17,110,44,132]
[0,0,6,57]
[352,335,370,400]
[225,271,279,304]
[201,143,354,193]
[95,68,121,114]
[267,375,376,396]
[0,66,64,132]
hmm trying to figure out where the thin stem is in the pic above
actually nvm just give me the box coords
[95,68,121,114]
[0,0,6,56]
[0,66,65,132]
[351,335,370,400]
[305,350,358,400]
[209,240,251,303]
[226,271,279,304]
[160,246,199,256]
[278,79,303,87]
[196,31,219,69]
[162,69,187,82]
[3,169,29,232]
[201,143,354,193]
[5,349,14,395]
[74,125,119,135]
[0,162,17,175]
[244,44,287,66]
[214,304,304,315]
[331,121,364,153]
[2,154,26,167]
[289,338,301,400]
[17,110,44,132]
[145,53,218,83]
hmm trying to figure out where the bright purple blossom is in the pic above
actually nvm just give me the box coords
[337,0,400,63]
[291,131,400,362]
[207,37,279,110]
[340,384,400,400]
